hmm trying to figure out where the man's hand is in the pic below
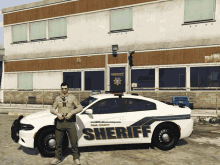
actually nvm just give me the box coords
[57,113,64,120]
[65,113,72,120]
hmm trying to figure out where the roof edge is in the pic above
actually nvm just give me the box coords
[1,0,74,14]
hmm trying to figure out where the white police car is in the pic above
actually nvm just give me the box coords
[11,92,193,157]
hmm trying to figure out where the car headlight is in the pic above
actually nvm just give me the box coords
[21,124,34,130]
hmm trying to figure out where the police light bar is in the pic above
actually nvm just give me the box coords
[91,90,101,95]
[105,91,124,98]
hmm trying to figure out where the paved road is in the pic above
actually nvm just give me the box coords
[1,114,220,165]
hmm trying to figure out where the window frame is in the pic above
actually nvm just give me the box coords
[12,23,28,44]
[84,70,105,91]
[109,7,134,33]
[122,98,157,112]
[48,17,67,39]
[17,73,33,91]
[183,0,216,25]
[11,17,67,45]
[89,98,123,114]
[63,71,81,90]
[29,20,47,42]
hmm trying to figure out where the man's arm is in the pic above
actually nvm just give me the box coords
[50,96,59,115]
[68,96,83,116]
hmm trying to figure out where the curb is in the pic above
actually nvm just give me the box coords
[0,109,47,115]
[191,114,217,117]
[8,112,32,116]
[0,107,48,110]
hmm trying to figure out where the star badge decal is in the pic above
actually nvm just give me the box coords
[113,77,122,86]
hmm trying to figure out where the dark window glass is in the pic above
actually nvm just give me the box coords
[0,61,2,76]
[159,68,186,90]
[131,69,155,91]
[122,98,156,112]
[85,71,104,90]
[63,72,81,89]
[91,98,122,114]
[80,96,97,108]
[190,66,220,90]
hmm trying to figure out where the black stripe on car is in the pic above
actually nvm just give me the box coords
[82,114,190,140]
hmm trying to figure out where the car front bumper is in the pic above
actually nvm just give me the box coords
[18,129,35,148]
[11,115,23,143]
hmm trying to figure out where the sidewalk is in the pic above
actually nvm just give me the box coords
[0,103,219,117]
[0,103,51,116]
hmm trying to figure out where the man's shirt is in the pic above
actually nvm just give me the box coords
[50,93,83,117]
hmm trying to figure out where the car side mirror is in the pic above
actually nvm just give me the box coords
[85,109,93,114]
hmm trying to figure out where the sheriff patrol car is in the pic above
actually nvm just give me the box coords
[11,92,193,157]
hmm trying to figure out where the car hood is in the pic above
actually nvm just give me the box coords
[21,109,54,123]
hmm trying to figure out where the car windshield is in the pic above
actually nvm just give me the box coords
[80,96,97,108]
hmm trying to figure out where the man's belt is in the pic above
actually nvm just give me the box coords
[62,113,68,118]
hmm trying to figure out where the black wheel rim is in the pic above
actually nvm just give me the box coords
[158,128,174,145]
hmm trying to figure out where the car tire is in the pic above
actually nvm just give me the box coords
[153,124,179,151]
[37,128,68,157]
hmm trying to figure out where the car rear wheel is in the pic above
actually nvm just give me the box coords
[153,124,179,151]
[37,128,68,157]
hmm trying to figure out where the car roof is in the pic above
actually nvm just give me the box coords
[90,93,162,104]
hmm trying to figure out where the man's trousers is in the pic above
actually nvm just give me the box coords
[55,119,80,160]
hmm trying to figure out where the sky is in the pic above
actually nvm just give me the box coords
[0,0,41,47]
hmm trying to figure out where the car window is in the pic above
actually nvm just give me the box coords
[91,98,122,114]
[80,96,97,108]
[122,98,156,112]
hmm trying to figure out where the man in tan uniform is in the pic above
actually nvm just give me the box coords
[50,82,83,165]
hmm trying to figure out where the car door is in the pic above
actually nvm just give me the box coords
[77,98,125,147]
[120,97,157,143]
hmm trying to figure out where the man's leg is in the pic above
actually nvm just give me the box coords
[66,122,80,160]
[55,128,65,160]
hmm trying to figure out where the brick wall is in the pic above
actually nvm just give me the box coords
[3,91,91,104]
[128,91,220,109]
[3,91,220,109]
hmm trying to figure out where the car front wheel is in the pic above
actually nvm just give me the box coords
[37,128,68,157]
[153,124,179,151]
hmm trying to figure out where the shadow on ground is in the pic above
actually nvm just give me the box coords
[17,139,189,159]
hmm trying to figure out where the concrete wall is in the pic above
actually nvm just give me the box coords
[33,71,63,89]
[4,73,17,89]
[4,71,63,90]
[4,0,220,61]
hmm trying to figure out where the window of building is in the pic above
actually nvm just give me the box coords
[85,71,104,90]
[184,0,215,23]
[30,21,46,41]
[49,17,67,39]
[12,23,28,43]
[110,7,133,32]
[63,72,81,89]
[159,68,186,90]
[131,69,155,90]
[91,98,122,114]
[191,66,220,90]
[18,73,33,90]
[121,98,156,112]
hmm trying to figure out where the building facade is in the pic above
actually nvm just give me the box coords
[1,0,220,108]
[0,48,4,90]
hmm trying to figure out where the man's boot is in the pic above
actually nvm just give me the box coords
[74,158,81,165]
